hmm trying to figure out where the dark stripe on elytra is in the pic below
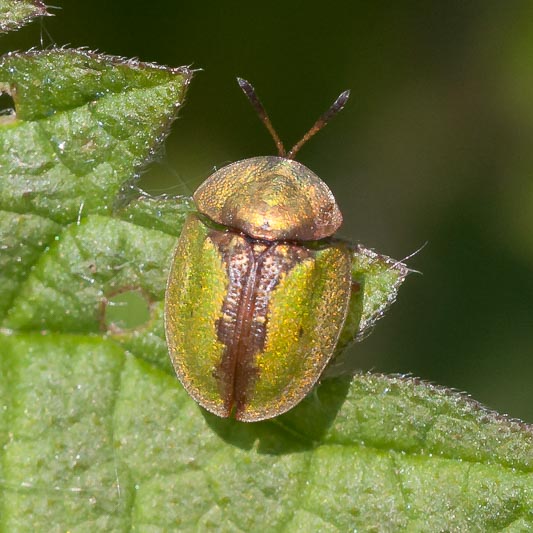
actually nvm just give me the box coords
[209,228,311,415]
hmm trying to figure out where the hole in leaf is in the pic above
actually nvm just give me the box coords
[0,91,15,123]
[104,289,151,332]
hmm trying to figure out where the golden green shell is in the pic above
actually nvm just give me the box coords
[193,156,343,241]
[165,214,352,421]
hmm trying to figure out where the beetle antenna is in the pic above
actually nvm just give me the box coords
[237,77,287,157]
[287,89,350,160]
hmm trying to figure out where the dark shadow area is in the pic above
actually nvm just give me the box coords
[383,188,533,421]
[203,377,352,453]
[0,92,15,116]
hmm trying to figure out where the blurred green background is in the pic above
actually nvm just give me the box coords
[3,2,533,421]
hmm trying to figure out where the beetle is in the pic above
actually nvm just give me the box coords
[165,79,353,422]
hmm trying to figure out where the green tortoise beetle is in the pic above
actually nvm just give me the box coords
[165,78,354,422]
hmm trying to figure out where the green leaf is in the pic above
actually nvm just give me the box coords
[1,47,533,530]
[335,244,409,358]
[0,49,191,224]
[0,0,48,33]
[0,49,191,323]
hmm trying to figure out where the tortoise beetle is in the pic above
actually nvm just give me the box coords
[165,79,353,421]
